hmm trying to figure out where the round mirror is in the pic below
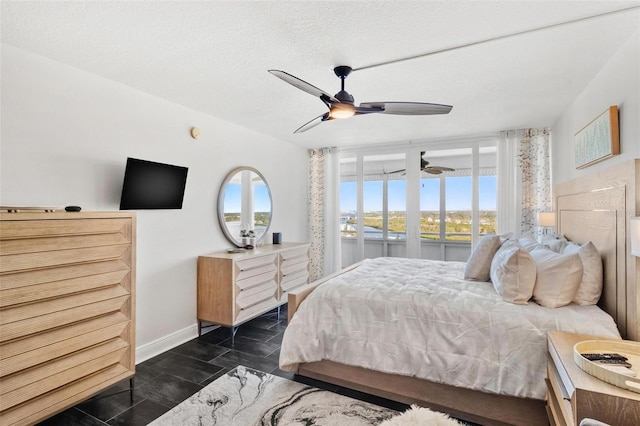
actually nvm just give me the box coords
[218,167,273,247]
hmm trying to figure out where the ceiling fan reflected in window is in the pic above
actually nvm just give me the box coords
[388,151,455,175]
[268,66,453,133]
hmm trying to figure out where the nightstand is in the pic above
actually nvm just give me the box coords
[547,331,640,426]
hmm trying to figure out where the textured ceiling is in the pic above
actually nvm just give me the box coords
[2,1,639,149]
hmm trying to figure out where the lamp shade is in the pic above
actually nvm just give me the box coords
[537,211,556,228]
[631,217,640,257]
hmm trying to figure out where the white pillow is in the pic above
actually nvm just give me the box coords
[517,232,542,252]
[530,248,583,308]
[521,230,536,241]
[464,235,502,282]
[541,235,568,253]
[490,240,537,304]
[562,241,603,305]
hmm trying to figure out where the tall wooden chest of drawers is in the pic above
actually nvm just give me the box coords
[197,243,309,329]
[0,212,136,426]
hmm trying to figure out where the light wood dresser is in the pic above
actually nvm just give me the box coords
[197,242,310,333]
[0,211,136,426]
[547,331,640,426]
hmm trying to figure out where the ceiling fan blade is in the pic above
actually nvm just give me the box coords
[269,70,339,103]
[387,169,406,174]
[360,102,453,115]
[293,113,330,134]
[354,105,384,115]
[423,168,443,175]
[426,166,455,172]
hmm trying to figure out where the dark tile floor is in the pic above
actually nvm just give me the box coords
[37,306,410,425]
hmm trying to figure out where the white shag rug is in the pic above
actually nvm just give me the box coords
[380,405,463,426]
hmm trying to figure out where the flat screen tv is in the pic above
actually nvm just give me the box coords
[119,157,188,210]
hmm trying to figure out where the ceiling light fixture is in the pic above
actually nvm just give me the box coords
[329,104,355,119]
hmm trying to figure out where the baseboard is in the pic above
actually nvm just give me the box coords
[135,323,199,364]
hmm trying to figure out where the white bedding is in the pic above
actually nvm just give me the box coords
[279,257,621,400]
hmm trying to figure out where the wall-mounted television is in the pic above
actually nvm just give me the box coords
[119,157,188,210]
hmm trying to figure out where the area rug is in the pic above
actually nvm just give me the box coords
[147,366,461,425]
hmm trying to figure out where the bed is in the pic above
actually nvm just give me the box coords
[281,159,640,426]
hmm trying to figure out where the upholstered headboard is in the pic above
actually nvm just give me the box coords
[554,159,639,340]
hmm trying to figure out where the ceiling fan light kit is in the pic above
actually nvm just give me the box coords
[268,65,452,133]
[329,104,355,119]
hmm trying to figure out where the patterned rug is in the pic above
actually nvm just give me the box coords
[148,365,399,425]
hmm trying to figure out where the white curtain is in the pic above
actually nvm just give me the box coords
[497,130,520,235]
[308,148,341,281]
[497,129,551,237]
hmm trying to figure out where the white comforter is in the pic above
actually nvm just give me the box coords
[280,257,620,400]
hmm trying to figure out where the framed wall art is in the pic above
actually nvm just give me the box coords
[575,105,620,169]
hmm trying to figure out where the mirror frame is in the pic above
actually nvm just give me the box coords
[217,166,273,247]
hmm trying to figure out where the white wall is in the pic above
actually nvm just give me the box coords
[552,31,639,184]
[0,45,309,360]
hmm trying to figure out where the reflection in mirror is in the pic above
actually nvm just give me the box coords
[218,167,272,247]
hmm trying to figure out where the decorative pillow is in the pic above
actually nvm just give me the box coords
[520,230,536,241]
[530,248,583,308]
[464,235,502,282]
[541,235,568,253]
[489,240,537,304]
[562,241,603,305]
[518,236,542,252]
[511,231,542,252]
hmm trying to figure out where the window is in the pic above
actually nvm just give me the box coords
[340,180,356,238]
[363,180,383,238]
[445,176,472,241]
[479,175,497,235]
[387,179,407,240]
[339,141,497,264]
[419,177,439,240]
[339,154,407,241]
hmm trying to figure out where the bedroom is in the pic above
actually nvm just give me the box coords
[1,1,639,425]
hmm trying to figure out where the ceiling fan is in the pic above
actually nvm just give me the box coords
[268,66,453,133]
[389,151,455,175]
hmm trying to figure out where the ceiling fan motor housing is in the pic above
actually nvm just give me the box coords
[335,90,354,104]
[334,65,353,79]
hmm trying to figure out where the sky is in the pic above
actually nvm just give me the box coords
[223,183,272,213]
[340,176,497,211]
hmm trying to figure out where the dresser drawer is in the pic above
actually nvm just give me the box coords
[236,262,277,282]
[1,338,128,412]
[1,318,130,377]
[0,218,131,241]
[236,281,278,310]
[236,298,278,324]
[0,245,132,274]
[546,362,571,426]
[280,245,309,261]
[545,379,565,426]
[281,273,309,296]
[235,253,277,272]
[1,363,131,426]
[236,269,278,291]
[1,269,131,307]
[281,259,309,278]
